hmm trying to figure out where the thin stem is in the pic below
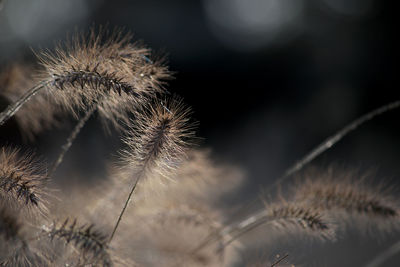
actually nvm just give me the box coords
[271,254,289,267]
[0,81,49,126]
[108,171,142,243]
[278,100,400,185]
[365,240,400,267]
[219,210,270,251]
[48,103,98,177]
[191,100,400,253]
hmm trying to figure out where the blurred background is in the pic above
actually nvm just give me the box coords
[1,0,399,266]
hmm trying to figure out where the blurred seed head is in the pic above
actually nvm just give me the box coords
[0,147,50,217]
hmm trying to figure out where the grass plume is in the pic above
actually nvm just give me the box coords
[0,147,49,216]
[293,168,399,217]
[109,98,196,242]
[0,27,170,128]
[219,202,335,250]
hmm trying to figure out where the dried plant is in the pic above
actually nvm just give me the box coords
[0,26,399,267]
[120,98,196,178]
[109,98,196,242]
[291,167,400,233]
[0,28,171,177]
[35,27,170,122]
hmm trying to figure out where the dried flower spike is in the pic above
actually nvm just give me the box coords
[293,168,399,219]
[219,202,334,249]
[122,97,196,178]
[36,27,170,116]
[0,27,171,127]
[0,147,49,216]
[109,98,196,242]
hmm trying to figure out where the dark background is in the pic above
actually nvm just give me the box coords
[1,0,400,266]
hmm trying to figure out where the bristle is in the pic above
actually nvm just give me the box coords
[47,219,111,267]
[0,147,49,216]
[122,97,196,178]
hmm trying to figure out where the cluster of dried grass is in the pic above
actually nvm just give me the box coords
[0,27,400,266]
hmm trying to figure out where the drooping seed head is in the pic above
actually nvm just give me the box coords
[293,168,399,218]
[36,27,171,127]
[292,167,400,234]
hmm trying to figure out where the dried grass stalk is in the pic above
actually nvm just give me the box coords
[109,98,196,242]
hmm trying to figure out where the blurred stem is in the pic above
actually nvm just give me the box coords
[365,240,400,267]
[48,103,98,177]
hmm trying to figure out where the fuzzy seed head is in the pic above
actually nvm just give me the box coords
[36,27,171,127]
[0,147,49,216]
[265,203,334,239]
[122,98,196,178]
[293,168,399,219]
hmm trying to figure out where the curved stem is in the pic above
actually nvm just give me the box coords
[48,103,98,177]
[365,240,400,267]
[192,100,400,253]
[278,100,400,184]
[0,81,49,126]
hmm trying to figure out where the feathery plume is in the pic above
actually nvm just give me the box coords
[293,168,399,219]
[0,147,49,216]
[36,27,170,118]
[0,26,171,127]
[194,201,334,255]
[121,97,196,177]
[220,202,335,249]
[109,97,196,242]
